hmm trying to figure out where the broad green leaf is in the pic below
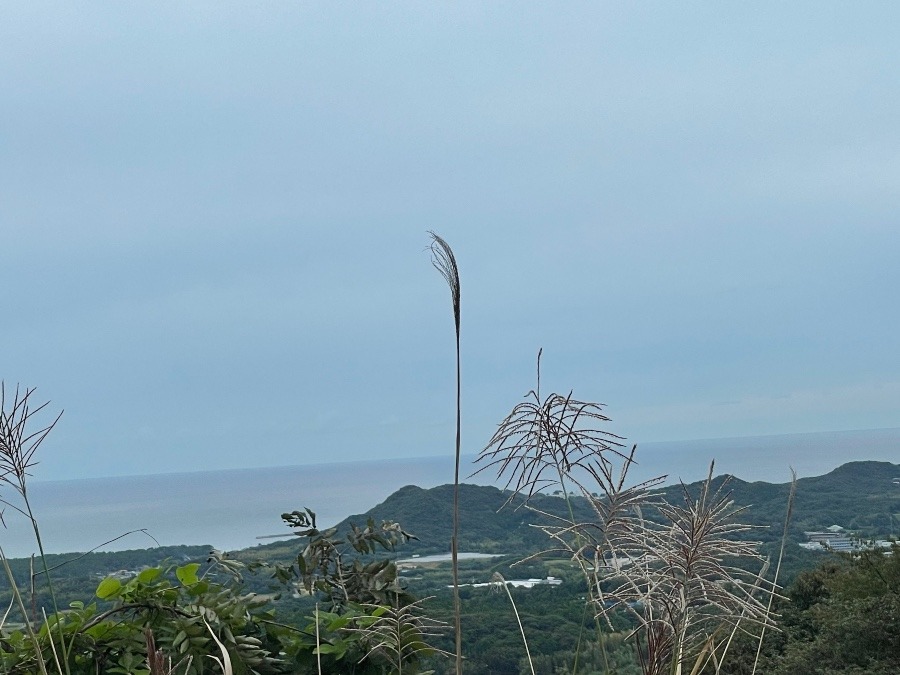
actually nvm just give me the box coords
[314,643,345,655]
[186,579,210,596]
[96,577,122,599]
[176,562,201,586]
[137,567,162,583]
[326,615,351,631]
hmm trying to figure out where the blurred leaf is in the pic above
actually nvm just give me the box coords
[137,567,162,584]
[96,577,122,599]
[176,562,201,586]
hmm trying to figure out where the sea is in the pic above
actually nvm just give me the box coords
[2,428,898,560]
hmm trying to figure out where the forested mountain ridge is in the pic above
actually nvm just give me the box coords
[8,460,896,578]
[253,459,900,561]
[666,459,900,539]
[360,460,900,548]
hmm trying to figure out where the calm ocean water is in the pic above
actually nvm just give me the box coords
[3,428,898,559]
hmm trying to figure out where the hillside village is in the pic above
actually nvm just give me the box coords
[801,525,895,553]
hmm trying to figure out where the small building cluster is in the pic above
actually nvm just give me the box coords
[800,525,894,553]
[455,576,563,590]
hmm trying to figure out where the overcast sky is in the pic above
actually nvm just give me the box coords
[2,3,899,481]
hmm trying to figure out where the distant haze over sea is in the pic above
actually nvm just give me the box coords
[4,428,898,559]
[634,427,900,485]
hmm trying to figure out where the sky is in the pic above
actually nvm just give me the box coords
[2,3,899,481]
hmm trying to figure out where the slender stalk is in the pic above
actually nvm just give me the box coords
[315,603,322,675]
[37,528,160,576]
[494,574,535,675]
[204,620,234,675]
[429,232,462,674]
[714,558,771,673]
[571,601,587,674]
[0,386,69,674]
[751,469,796,675]
[1,593,14,629]
[19,481,71,673]
[41,608,64,675]
[452,312,462,674]
[24,491,64,617]
[1,548,50,675]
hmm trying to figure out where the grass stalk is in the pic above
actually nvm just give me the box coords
[41,608,64,675]
[204,620,234,675]
[1,548,50,675]
[24,491,68,657]
[494,574,535,675]
[315,603,322,675]
[0,385,69,674]
[429,232,462,674]
[751,469,796,675]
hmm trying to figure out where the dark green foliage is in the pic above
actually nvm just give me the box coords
[260,509,447,674]
[715,546,900,674]
[769,547,900,674]
[421,583,639,675]
[0,553,281,674]
[0,546,214,622]
[270,509,417,608]
[1,511,441,674]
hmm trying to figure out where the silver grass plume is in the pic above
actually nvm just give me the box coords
[428,232,463,674]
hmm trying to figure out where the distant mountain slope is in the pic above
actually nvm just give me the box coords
[7,461,895,597]
[335,483,595,554]
[314,460,900,555]
[656,460,900,539]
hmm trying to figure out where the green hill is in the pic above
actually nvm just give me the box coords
[9,460,898,591]
[280,459,900,558]
[335,483,596,554]
[652,460,900,541]
[255,483,598,558]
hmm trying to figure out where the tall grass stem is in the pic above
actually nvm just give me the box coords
[751,469,796,675]
[1,548,50,675]
[429,232,462,674]
[494,574,535,675]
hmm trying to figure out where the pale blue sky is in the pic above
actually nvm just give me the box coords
[2,3,898,480]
